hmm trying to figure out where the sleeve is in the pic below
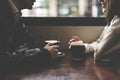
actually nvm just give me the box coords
[94,29,120,62]
[12,43,51,61]
[84,40,99,54]
[8,43,52,68]
[0,46,52,70]
[94,20,120,62]
[83,26,108,55]
[7,15,52,66]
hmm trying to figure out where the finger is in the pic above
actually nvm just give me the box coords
[69,39,77,44]
[72,36,80,40]
[68,45,71,49]
[54,45,59,48]
[69,39,73,44]
[46,43,53,46]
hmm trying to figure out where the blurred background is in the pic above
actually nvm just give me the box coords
[21,0,106,50]
[21,0,104,17]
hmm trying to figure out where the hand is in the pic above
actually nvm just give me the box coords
[69,36,80,44]
[44,43,59,60]
[68,41,83,49]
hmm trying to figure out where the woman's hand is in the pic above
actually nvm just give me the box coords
[68,36,83,49]
[69,36,80,44]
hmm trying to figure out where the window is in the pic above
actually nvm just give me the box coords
[21,0,104,17]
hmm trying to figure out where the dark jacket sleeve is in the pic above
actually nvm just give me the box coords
[11,44,52,67]
[7,14,52,67]
[0,3,52,73]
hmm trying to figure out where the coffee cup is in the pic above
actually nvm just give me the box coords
[45,40,60,45]
[71,45,85,61]
[45,40,65,58]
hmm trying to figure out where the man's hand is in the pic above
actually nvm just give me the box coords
[44,43,59,59]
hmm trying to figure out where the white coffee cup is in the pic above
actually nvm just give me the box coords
[45,40,60,45]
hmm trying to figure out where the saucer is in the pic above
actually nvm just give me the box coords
[57,51,65,57]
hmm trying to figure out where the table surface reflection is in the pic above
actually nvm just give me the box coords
[5,51,120,80]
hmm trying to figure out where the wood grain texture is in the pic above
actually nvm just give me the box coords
[3,51,120,80]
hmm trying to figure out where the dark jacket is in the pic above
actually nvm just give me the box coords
[0,0,51,73]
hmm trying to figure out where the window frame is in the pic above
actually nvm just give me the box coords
[22,17,106,26]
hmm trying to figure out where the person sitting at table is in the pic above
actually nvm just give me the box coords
[0,0,59,73]
[69,0,120,63]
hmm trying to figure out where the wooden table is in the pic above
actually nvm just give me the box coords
[4,51,120,80]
